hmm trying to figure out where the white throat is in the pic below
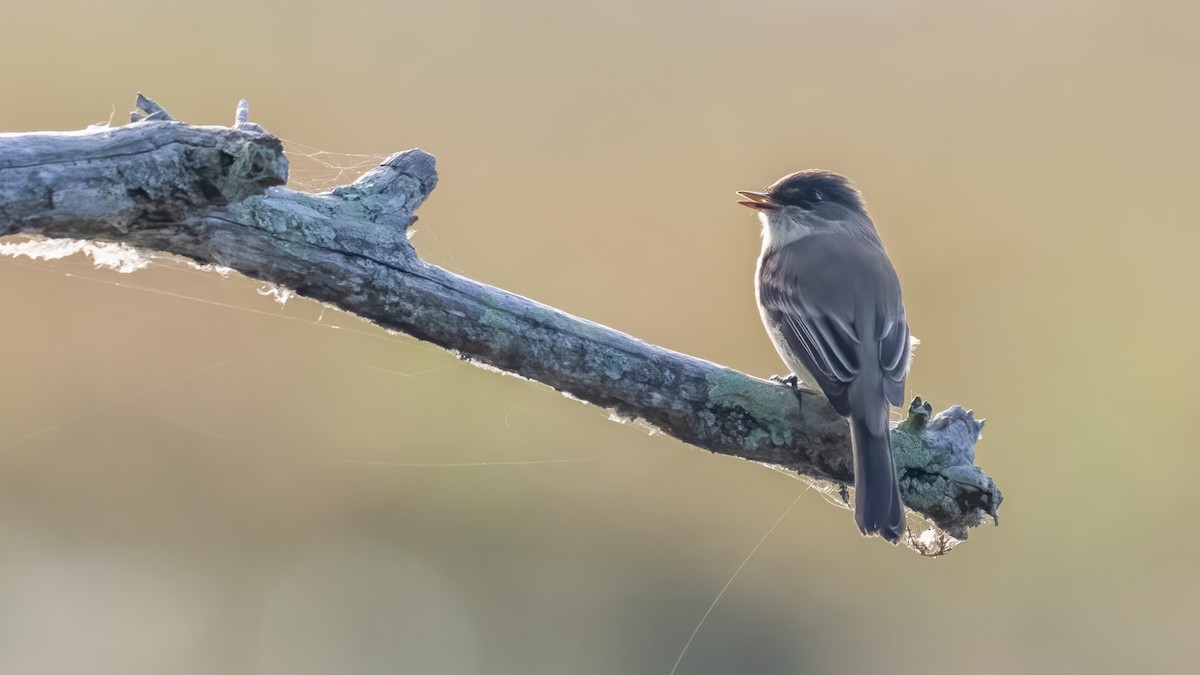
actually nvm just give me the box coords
[759,208,816,254]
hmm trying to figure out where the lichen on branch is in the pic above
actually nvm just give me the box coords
[0,95,1002,555]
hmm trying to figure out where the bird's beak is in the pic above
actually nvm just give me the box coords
[736,191,779,211]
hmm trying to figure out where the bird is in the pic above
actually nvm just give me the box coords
[738,170,913,543]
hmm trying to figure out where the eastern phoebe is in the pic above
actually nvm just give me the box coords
[738,171,912,543]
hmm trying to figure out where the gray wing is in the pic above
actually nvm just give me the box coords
[877,313,911,408]
[758,234,910,415]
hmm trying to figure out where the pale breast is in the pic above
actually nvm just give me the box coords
[754,254,818,386]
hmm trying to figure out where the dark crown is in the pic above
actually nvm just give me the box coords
[766,170,866,212]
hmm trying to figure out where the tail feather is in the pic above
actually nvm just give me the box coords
[849,414,905,543]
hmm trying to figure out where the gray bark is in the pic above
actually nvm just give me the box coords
[0,95,1001,554]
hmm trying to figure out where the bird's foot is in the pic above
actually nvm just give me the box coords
[770,374,800,389]
[770,374,819,412]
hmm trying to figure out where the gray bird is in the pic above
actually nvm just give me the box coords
[738,171,913,542]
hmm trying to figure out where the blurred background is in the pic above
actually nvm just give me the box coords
[1,1,1197,673]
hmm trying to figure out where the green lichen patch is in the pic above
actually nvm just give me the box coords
[478,308,519,352]
[705,369,798,447]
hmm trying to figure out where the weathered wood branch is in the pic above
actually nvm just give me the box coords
[0,95,1001,553]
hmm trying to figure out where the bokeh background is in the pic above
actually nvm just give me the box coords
[2,1,1198,673]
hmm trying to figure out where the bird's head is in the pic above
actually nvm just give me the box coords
[737,170,869,248]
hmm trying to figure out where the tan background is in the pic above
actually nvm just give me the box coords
[2,1,1197,673]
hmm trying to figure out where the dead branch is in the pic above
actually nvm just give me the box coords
[0,95,1002,552]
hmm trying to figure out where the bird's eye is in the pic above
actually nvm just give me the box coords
[811,190,824,202]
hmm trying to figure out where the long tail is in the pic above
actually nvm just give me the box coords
[849,412,905,543]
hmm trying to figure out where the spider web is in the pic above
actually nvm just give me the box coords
[277,137,392,194]
[0,135,600,465]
